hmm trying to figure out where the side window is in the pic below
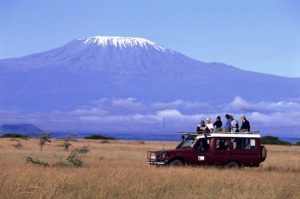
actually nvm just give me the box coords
[215,138,229,150]
[231,138,256,150]
[194,138,210,151]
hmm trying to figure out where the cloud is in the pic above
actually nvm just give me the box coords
[226,96,300,113]
[1,97,300,136]
[111,97,144,110]
[70,107,107,116]
[153,100,208,110]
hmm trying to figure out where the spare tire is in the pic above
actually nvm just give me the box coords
[260,146,267,162]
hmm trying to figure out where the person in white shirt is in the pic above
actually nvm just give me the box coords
[206,117,214,132]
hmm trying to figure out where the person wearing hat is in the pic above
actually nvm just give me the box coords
[206,117,214,132]
[240,115,250,132]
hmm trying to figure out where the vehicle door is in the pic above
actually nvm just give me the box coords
[189,138,212,165]
[230,138,259,165]
[212,137,230,165]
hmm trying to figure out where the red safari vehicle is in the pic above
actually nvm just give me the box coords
[148,132,267,167]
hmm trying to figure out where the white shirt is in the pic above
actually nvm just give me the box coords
[206,123,213,131]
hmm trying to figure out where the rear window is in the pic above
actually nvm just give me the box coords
[231,138,256,150]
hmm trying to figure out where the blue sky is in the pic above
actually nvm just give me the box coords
[0,0,299,77]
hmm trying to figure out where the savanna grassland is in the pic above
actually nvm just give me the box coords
[0,138,299,199]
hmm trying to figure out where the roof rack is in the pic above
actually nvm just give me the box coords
[178,131,260,136]
[177,131,211,139]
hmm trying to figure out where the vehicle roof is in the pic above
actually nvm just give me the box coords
[195,133,260,139]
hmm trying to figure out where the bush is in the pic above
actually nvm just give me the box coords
[295,141,300,146]
[261,136,291,145]
[1,133,29,139]
[84,134,117,140]
[57,133,78,150]
[39,132,51,150]
[100,140,110,144]
[26,157,49,167]
[12,140,23,149]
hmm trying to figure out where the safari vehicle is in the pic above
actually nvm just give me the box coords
[148,132,267,167]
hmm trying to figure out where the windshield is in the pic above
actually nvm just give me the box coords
[176,138,195,149]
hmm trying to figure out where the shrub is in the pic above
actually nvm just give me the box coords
[84,134,117,140]
[26,157,49,167]
[261,136,291,145]
[57,133,78,150]
[39,132,51,150]
[12,140,23,149]
[73,146,89,154]
[100,140,110,144]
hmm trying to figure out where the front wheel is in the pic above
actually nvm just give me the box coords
[225,161,240,168]
[169,159,184,167]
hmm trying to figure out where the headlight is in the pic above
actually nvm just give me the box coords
[150,153,156,160]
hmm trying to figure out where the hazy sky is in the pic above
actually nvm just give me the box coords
[0,0,299,77]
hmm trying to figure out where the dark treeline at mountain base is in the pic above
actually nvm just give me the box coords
[261,136,296,145]
[1,132,299,146]
[84,134,117,140]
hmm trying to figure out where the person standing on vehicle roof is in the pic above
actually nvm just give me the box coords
[240,115,250,132]
[223,114,231,132]
[197,120,207,133]
[206,117,214,132]
[231,115,239,133]
[213,116,222,131]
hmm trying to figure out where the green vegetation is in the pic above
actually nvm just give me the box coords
[1,133,29,139]
[11,140,23,149]
[26,157,50,167]
[295,141,300,146]
[39,132,51,150]
[57,134,78,151]
[261,136,291,145]
[84,134,117,140]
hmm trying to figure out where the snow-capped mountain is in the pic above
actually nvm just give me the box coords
[0,36,300,135]
[1,36,299,111]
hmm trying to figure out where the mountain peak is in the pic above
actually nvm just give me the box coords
[78,36,168,52]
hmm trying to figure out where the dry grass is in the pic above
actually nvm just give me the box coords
[0,138,299,199]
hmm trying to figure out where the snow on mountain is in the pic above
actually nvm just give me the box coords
[81,36,169,52]
[0,36,299,135]
[0,36,176,72]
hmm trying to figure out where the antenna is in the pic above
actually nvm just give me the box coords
[163,117,165,133]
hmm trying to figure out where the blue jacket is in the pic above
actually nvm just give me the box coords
[223,119,231,129]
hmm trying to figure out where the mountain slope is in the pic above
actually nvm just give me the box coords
[0,36,299,112]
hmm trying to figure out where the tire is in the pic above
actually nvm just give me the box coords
[169,159,184,167]
[225,161,240,169]
[260,146,267,162]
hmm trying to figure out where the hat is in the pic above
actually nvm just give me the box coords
[206,117,211,121]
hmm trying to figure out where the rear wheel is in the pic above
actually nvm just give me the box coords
[169,159,184,167]
[225,161,240,168]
